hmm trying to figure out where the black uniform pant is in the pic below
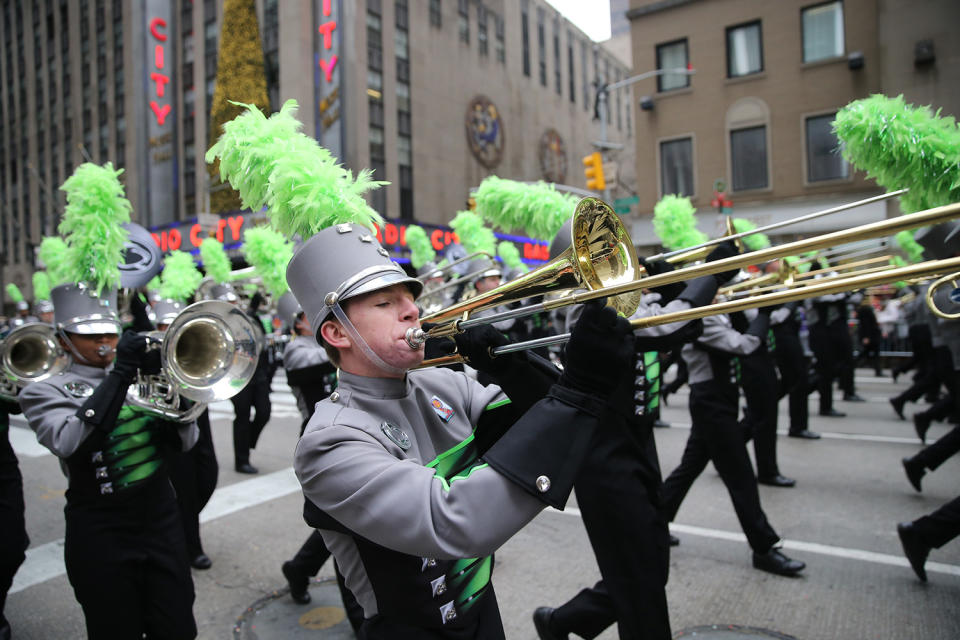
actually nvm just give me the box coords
[661,382,780,554]
[912,425,960,472]
[287,530,365,632]
[231,379,271,466]
[917,348,960,423]
[361,583,505,640]
[774,327,810,433]
[64,481,196,639]
[810,322,852,412]
[911,495,960,549]
[741,353,781,479]
[168,410,218,557]
[0,428,28,632]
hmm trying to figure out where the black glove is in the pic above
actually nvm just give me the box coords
[559,299,633,397]
[638,258,684,303]
[113,331,160,381]
[706,240,741,286]
[453,324,517,376]
[677,275,719,308]
[128,291,155,332]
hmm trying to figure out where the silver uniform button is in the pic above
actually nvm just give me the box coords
[330,391,340,402]
[536,475,551,493]
[84,409,95,418]
[445,608,457,622]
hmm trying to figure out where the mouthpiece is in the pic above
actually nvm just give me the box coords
[97,345,115,357]
[404,327,426,350]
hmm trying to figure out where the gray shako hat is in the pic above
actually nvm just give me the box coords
[915,221,960,261]
[471,258,502,280]
[416,260,442,279]
[286,223,423,339]
[209,283,238,303]
[276,291,302,328]
[51,283,120,335]
[548,217,573,261]
[15,300,29,312]
[154,299,184,326]
[35,299,55,314]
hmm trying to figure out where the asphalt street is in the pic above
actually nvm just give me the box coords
[6,369,960,639]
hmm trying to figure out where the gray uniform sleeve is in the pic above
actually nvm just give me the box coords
[283,339,330,372]
[295,411,545,560]
[697,314,761,356]
[631,297,694,337]
[19,382,93,459]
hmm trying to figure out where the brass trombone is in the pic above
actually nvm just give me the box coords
[925,273,960,319]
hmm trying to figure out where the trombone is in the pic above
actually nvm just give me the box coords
[925,273,960,319]
[416,251,496,282]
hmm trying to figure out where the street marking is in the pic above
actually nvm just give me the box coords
[11,467,302,594]
[661,421,926,445]
[548,507,960,578]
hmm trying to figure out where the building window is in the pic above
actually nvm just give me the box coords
[537,9,546,87]
[730,126,768,191]
[521,7,530,76]
[369,99,384,127]
[458,0,469,44]
[429,0,441,27]
[395,0,407,29]
[399,165,413,220]
[369,126,385,162]
[660,137,694,197]
[802,1,843,63]
[656,38,689,91]
[806,113,848,182]
[581,41,589,110]
[726,20,762,77]
[477,5,487,56]
[494,15,505,64]
[553,21,561,95]
[567,32,575,103]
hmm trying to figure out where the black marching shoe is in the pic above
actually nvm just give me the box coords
[532,607,568,640]
[191,553,212,570]
[819,409,846,417]
[282,561,312,604]
[752,548,805,577]
[788,429,821,439]
[912,414,931,444]
[843,393,866,402]
[902,457,925,492]
[889,397,906,420]
[669,534,681,547]
[758,475,797,488]
[653,419,671,428]
[897,522,929,582]
[235,462,259,474]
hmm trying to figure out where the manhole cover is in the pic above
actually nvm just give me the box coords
[233,577,357,638]
[675,625,797,639]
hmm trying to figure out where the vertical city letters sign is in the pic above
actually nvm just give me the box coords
[314,0,343,157]
[145,0,177,226]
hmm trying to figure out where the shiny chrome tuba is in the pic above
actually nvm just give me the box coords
[128,300,264,422]
[0,324,71,401]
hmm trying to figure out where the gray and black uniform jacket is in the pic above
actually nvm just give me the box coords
[283,336,336,423]
[683,313,764,390]
[294,366,605,636]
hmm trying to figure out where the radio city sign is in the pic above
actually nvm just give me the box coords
[149,214,549,264]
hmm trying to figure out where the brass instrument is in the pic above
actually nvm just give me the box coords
[925,273,960,319]
[662,216,746,265]
[0,324,70,401]
[416,251,496,282]
[127,300,263,422]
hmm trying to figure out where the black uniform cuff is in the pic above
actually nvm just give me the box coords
[677,276,719,308]
[76,372,132,431]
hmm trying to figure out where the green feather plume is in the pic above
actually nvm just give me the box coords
[405,225,436,270]
[242,226,294,298]
[39,237,70,285]
[653,195,707,250]
[834,94,960,213]
[159,251,203,302]
[449,211,497,257]
[147,275,162,291]
[32,272,51,301]
[5,284,23,303]
[895,230,925,263]
[732,218,770,251]
[58,162,132,294]
[497,241,528,274]
[890,256,907,268]
[200,238,233,284]
[473,176,578,241]
[206,99,385,239]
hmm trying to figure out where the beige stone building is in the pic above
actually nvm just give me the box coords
[624,0,960,249]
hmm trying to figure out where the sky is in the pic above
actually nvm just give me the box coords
[545,0,612,42]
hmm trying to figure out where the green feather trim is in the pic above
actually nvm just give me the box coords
[890,256,907,268]
[834,94,960,213]
[732,218,771,250]
[39,237,71,285]
[32,272,51,301]
[497,241,528,273]
[58,162,132,294]
[200,238,233,284]
[894,229,925,263]
[206,99,385,238]
[147,275,162,291]
[5,284,23,303]
[159,251,203,301]
[242,226,294,298]
[653,195,707,250]
[449,211,497,257]
[405,225,436,269]
[473,176,577,241]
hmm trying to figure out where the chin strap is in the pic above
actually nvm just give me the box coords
[57,329,92,365]
[327,299,408,377]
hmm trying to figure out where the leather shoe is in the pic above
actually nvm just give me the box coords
[889,397,906,420]
[788,429,821,439]
[758,475,796,488]
[235,462,259,474]
[653,419,671,428]
[897,522,929,582]
[819,409,846,417]
[843,393,866,402]
[191,553,212,570]
[752,548,805,577]
[532,606,567,640]
[913,414,931,444]
[282,561,312,604]
[669,534,680,547]
[902,457,925,492]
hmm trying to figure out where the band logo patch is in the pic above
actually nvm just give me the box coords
[430,396,455,422]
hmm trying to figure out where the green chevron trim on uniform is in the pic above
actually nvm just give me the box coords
[484,397,512,411]
[448,555,492,611]
[115,459,164,488]
[110,445,161,470]
[104,430,152,454]
[425,431,479,481]
[433,463,489,492]
[644,351,661,413]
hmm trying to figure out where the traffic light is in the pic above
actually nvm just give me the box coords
[582,152,606,191]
